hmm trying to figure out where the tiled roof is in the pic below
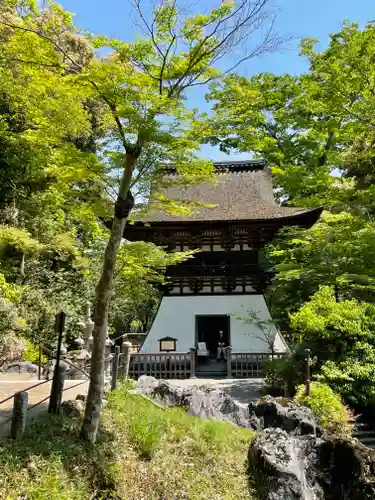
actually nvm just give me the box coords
[137,159,321,223]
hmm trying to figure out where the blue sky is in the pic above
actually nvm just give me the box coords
[60,0,375,160]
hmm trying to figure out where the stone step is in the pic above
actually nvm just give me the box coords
[353,430,375,439]
[357,435,375,443]
[354,423,372,430]
[351,416,375,449]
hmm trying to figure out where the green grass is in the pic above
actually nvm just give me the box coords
[0,385,254,499]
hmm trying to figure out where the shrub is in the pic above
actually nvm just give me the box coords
[23,340,48,365]
[120,378,136,391]
[262,347,309,397]
[295,382,353,438]
[290,286,375,407]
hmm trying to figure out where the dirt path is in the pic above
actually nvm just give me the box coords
[0,376,88,437]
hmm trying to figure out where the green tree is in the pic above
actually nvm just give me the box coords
[206,20,375,321]
[206,71,339,207]
[0,0,283,441]
[206,21,375,409]
[291,286,375,407]
[266,212,375,330]
[110,241,193,336]
[206,22,375,212]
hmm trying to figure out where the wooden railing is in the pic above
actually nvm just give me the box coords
[229,352,286,378]
[167,264,272,279]
[126,349,286,380]
[128,351,195,380]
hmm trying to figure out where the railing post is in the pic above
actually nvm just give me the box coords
[49,311,67,413]
[48,363,66,413]
[226,346,232,379]
[11,391,28,439]
[111,345,120,391]
[38,344,42,380]
[122,341,132,379]
[190,348,196,379]
[305,348,311,397]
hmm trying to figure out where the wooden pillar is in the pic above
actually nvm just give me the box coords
[226,346,232,379]
[190,348,196,379]
[48,364,66,413]
[11,392,28,439]
[38,344,42,380]
[111,345,120,391]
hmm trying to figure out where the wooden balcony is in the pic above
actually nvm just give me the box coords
[167,263,272,278]
[163,264,273,295]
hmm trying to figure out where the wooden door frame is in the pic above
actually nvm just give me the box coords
[194,314,231,348]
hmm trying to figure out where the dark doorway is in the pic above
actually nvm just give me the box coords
[195,315,230,356]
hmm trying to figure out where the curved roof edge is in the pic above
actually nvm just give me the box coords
[164,158,266,175]
[125,206,324,230]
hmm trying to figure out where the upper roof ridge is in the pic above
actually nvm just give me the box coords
[213,159,265,171]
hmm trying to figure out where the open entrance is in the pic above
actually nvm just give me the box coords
[195,315,230,357]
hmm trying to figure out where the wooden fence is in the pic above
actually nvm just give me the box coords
[229,352,286,378]
[125,349,287,379]
[128,351,194,379]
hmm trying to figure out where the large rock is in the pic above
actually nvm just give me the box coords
[135,376,251,428]
[249,428,375,500]
[61,399,85,417]
[249,428,324,499]
[248,395,320,436]
[135,377,320,432]
[316,437,375,499]
[5,361,38,374]
[0,335,26,370]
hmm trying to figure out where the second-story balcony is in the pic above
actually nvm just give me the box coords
[162,264,274,295]
[166,264,273,280]
[166,264,273,278]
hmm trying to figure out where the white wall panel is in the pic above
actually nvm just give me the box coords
[140,295,287,354]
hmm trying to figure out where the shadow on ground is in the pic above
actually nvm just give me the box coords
[0,414,119,499]
[212,379,263,405]
[0,402,53,437]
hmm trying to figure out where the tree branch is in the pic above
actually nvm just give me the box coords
[0,15,83,72]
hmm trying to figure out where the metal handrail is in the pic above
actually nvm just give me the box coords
[131,351,190,357]
[0,346,90,409]
[0,415,13,428]
[0,378,50,407]
[41,345,91,380]
[0,380,88,429]
[27,379,87,413]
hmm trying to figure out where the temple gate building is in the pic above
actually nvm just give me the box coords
[123,159,322,372]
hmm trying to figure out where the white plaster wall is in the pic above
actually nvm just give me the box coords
[273,331,290,353]
[140,294,288,354]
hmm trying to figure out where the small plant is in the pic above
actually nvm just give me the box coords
[23,340,48,365]
[120,378,136,391]
[295,381,353,438]
[262,345,316,397]
[262,355,301,396]
[235,309,280,358]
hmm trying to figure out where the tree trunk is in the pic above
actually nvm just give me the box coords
[81,154,135,442]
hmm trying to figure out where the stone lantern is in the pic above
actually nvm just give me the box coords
[83,301,94,350]
[64,302,94,379]
[104,331,114,379]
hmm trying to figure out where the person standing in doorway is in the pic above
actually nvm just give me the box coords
[217,330,227,361]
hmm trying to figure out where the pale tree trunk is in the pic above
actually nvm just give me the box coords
[81,154,135,442]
